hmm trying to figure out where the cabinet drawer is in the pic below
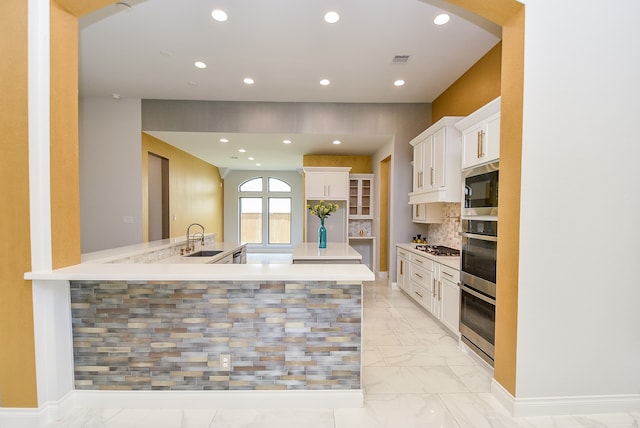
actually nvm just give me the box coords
[410,282,432,312]
[397,248,410,259]
[410,265,433,291]
[439,265,460,283]
[410,254,434,271]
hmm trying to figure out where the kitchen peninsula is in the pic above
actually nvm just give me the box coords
[25,237,374,409]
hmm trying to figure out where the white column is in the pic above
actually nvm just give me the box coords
[28,0,75,417]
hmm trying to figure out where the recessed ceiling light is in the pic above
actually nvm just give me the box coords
[283,139,292,144]
[243,77,255,85]
[194,61,207,69]
[332,140,341,145]
[112,93,121,99]
[239,149,246,153]
[248,157,255,160]
[256,163,262,166]
[434,13,450,25]
[324,11,340,24]
[394,79,405,87]
[320,79,330,86]
[211,9,228,22]
[219,138,229,143]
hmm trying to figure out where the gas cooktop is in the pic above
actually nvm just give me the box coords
[415,245,460,257]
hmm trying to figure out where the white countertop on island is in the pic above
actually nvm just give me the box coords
[291,242,363,262]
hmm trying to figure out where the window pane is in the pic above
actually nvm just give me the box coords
[240,197,262,243]
[268,177,291,192]
[239,177,263,192]
[268,198,291,244]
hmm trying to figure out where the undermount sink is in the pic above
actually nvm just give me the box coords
[184,250,223,257]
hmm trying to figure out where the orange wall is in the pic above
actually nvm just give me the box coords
[302,155,372,173]
[431,42,502,122]
[50,1,81,269]
[142,133,224,242]
[0,0,37,408]
[444,0,524,396]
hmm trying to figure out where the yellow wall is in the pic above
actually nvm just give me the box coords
[141,133,224,242]
[50,1,81,269]
[431,42,502,122]
[0,0,38,408]
[302,155,372,173]
[444,0,524,396]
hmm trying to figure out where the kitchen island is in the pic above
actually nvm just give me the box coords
[291,242,363,264]
[25,238,374,410]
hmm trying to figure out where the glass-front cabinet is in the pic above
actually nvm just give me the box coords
[349,174,373,219]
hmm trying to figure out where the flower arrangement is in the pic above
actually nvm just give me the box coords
[307,200,339,219]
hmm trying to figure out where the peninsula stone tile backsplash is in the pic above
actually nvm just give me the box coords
[70,279,362,391]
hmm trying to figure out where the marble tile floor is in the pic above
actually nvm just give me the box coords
[44,278,640,428]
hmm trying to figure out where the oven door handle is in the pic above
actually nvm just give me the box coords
[459,232,497,242]
[461,284,495,304]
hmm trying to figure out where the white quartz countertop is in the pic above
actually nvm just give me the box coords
[397,243,461,270]
[25,262,374,282]
[26,239,374,282]
[292,242,363,261]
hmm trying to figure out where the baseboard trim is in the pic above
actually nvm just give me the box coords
[0,391,74,428]
[73,389,364,409]
[0,390,363,427]
[491,380,640,417]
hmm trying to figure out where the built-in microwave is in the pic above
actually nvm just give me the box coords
[462,161,499,217]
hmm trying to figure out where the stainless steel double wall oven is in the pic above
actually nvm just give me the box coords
[460,161,499,366]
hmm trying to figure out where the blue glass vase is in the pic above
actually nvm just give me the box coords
[318,218,327,248]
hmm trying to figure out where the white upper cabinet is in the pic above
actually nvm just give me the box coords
[456,97,501,169]
[408,117,463,205]
[303,167,351,200]
[349,174,373,219]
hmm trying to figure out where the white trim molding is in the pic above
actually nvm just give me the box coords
[0,390,363,427]
[491,380,640,417]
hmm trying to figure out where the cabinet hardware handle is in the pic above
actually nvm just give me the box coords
[430,167,434,185]
[400,260,403,275]
[415,259,423,264]
[479,130,485,157]
[442,271,453,277]
[415,273,423,279]
[414,291,423,298]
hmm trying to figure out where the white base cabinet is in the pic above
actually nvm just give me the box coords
[396,245,460,337]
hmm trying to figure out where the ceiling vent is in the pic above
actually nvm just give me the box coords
[392,55,410,64]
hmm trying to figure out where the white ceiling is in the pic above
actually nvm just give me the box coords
[79,0,500,171]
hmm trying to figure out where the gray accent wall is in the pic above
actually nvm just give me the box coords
[142,100,432,278]
[79,97,143,253]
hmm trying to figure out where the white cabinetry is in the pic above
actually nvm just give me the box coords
[396,247,410,293]
[409,117,463,206]
[396,245,461,337]
[304,167,351,242]
[412,202,444,224]
[434,264,460,336]
[349,174,373,219]
[409,253,435,312]
[304,167,350,199]
[456,97,501,169]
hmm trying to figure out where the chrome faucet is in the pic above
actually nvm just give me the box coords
[185,223,205,253]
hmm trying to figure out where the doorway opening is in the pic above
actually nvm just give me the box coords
[379,156,391,274]
[148,153,169,241]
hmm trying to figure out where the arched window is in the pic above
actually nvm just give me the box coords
[239,177,292,246]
